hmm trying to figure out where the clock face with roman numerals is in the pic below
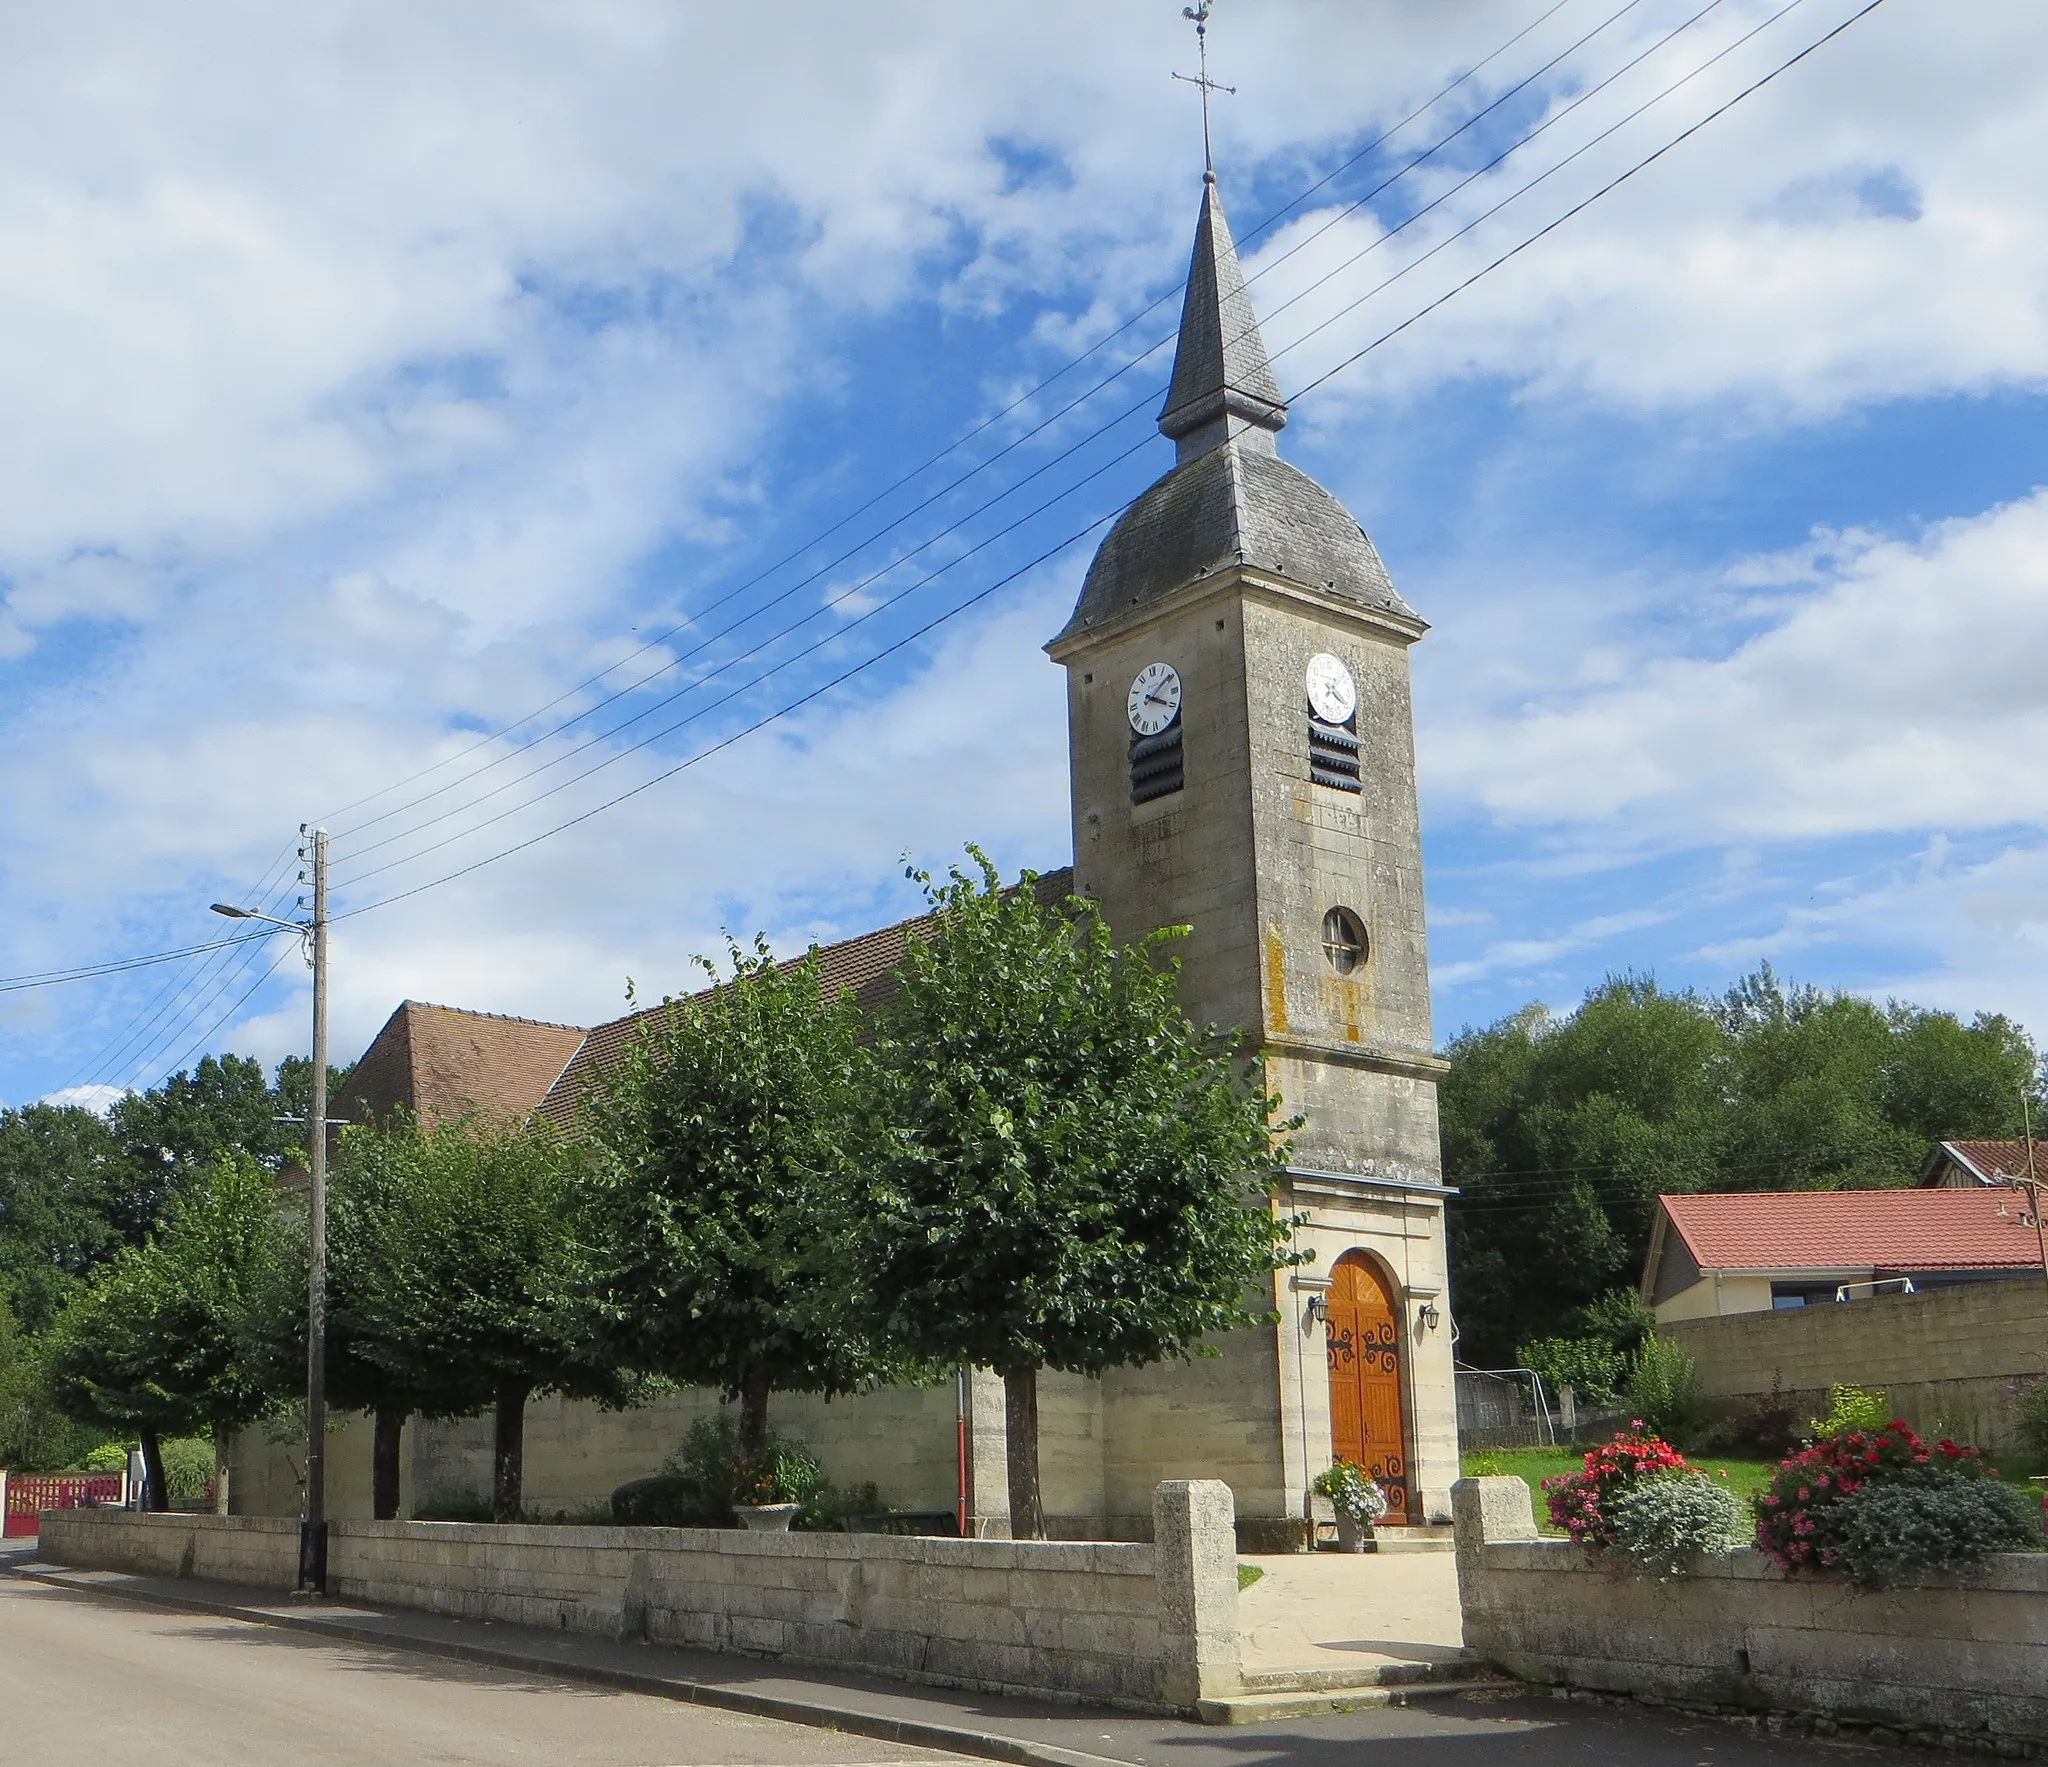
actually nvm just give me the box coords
[1127,661,1182,736]
[1306,652,1357,725]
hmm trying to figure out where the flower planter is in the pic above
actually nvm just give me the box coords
[1333,1512,1376,1553]
[735,1502,802,1532]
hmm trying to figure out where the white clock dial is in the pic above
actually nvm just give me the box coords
[1306,652,1357,725]
[1126,662,1183,737]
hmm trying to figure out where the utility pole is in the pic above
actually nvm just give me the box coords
[303,823,330,1595]
[210,822,330,1595]
[2018,1088,2048,1310]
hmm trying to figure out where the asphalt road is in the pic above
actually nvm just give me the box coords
[0,1574,973,1767]
[0,1568,1874,1767]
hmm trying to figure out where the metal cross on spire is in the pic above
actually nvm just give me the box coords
[1173,2,1235,178]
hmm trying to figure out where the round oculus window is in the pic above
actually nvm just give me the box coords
[1321,907,1368,975]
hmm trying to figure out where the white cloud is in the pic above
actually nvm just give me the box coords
[1254,1,2048,421]
[1425,488,2048,843]
[36,1083,127,1114]
[10,0,2048,1098]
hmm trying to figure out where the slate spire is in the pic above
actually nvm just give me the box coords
[1158,173,1287,467]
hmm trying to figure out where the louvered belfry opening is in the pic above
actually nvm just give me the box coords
[1309,703,1361,791]
[1130,716,1185,804]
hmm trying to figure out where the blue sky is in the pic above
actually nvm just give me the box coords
[4,0,2046,1107]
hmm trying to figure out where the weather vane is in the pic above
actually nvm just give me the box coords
[1174,2,1235,178]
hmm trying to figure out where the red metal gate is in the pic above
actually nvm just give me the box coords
[1,1471,126,1537]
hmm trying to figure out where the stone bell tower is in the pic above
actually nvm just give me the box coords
[1045,174,1458,1542]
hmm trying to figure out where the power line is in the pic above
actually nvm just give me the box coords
[320,0,1763,893]
[1290,0,1892,406]
[0,929,276,995]
[14,0,1890,1086]
[317,0,1669,859]
[311,0,1597,837]
[328,0,1884,927]
[68,851,302,1091]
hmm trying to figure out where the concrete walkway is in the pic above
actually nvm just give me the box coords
[1236,1551,1465,1686]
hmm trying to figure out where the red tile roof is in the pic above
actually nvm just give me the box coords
[341,1001,588,1130]
[533,867,1074,1128]
[1659,1188,2046,1274]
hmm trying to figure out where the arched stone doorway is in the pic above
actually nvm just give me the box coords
[1324,1250,1412,1524]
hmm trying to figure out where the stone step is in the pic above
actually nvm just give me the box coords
[1196,1677,1518,1726]
[1312,1523,1457,1555]
[1240,1652,1493,1695]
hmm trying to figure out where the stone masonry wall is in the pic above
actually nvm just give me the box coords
[39,1480,1243,1712]
[39,1511,299,1589]
[1666,1279,2048,1452]
[1453,1476,2048,1746]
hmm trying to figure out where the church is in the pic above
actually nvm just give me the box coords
[236,173,1459,1549]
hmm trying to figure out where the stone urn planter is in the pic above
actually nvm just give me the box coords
[735,1502,802,1532]
[1333,1511,1376,1553]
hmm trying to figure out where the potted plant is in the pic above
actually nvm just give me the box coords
[1312,1459,1390,1551]
[732,1442,822,1531]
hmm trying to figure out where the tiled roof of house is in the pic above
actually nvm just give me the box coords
[533,866,1075,1128]
[1919,1139,2037,1186]
[341,1000,588,1130]
[1658,1188,2046,1274]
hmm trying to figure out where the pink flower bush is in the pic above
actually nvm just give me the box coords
[1754,1419,1998,1573]
[1542,1424,1693,1547]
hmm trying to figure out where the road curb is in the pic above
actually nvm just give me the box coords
[7,1563,1140,1767]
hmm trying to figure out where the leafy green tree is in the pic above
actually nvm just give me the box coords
[859,853,1294,1539]
[0,1102,134,1331]
[580,939,898,1456]
[41,1152,294,1509]
[324,1113,623,1521]
[0,1294,109,1471]
[1443,965,2039,1363]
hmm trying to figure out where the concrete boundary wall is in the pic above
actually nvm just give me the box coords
[1665,1279,2047,1453]
[1453,1476,2048,1747]
[38,1480,1240,1712]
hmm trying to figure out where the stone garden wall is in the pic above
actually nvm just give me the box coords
[38,1478,1241,1712]
[1666,1279,2047,1453]
[1453,1475,2048,1747]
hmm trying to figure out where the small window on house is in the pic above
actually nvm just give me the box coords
[1321,907,1368,975]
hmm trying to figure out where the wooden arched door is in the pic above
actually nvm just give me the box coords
[1324,1251,1412,1524]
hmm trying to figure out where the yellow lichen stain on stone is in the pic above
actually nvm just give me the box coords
[1264,924,1289,1035]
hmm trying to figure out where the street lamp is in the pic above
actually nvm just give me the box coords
[213,823,329,1595]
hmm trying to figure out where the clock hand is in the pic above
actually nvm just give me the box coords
[1144,692,1174,708]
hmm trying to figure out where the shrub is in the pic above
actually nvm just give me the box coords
[161,1435,215,1502]
[611,1414,850,1529]
[1542,1427,1692,1547]
[1810,1384,1889,1439]
[1608,1474,1748,1577]
[1826,1477,2039,1588]
[1624,1337,1701,1442]
[1699,1392,1803,1459]
[2014,1379,2048,1455]
[1311,1459,1390,1521]
[71,1440,130,1473]
[1517,1336,1627,1406]
[1755,1419,2001,1574]
[609,1473,707,1527]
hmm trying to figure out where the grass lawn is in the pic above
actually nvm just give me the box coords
[1460,1446,1779,1532]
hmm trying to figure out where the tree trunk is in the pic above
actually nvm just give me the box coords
[492,1387,529,1524]
[138,1426,167,1514]
[211,1424,232,1515]
[372,1407,406,1521]
[737,1365,772,1456]
[1001,1364,1045,1541]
